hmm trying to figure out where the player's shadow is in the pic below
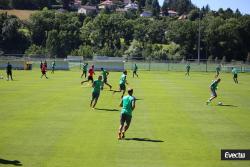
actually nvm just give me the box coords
[218,104,238,107]
[94,108,119,112]
[0,159,22,166]
[124,138,164,143]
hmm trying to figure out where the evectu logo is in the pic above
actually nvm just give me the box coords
[221,150,250,160]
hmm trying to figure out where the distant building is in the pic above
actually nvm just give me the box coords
[123,0,131,4]
[140,11,152,17]
[116,8,127,13]
[178,14,188,20]
[99,0,114,9]
[168,10,178,17]
[78,6,98,15]
[125,2,138,10]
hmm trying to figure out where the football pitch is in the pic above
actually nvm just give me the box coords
[0,70,250,167]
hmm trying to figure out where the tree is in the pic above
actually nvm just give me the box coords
[162,1,169,16]
[60,0,74,9]
[25,44,47,56]
[0,0,9,9]
[46,30,60,58]
[1,14,30,53]
[152,0,160,17]
[188,9,200,21]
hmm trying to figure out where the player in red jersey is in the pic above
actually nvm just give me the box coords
[81,65,95,84]
[41,63,48,79]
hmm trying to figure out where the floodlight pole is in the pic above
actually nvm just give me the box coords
[198,10,201,65]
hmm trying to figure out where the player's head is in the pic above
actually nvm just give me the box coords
[92,65,94,68]
[7,62,10,65]
[98,75,102,81]
[128,88,133,95]
[123,70,127,75]
[217,78,221,83]
[86,63,88,65]
[101,67,104,71]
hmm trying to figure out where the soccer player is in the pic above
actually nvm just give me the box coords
[133,64,138,78]
[117,88,136,140]
[206,78,221,105]
[101,67,112,90]
[232,67,238,84]
[81,63,88,78]
[185,63,190,76]
[41,63,48,79]
[90,75,103,109]
[6,62,13,81]
[113,70,128,98]
[81,65,95,84]
[51,61,56,74]
[215,65,221,78]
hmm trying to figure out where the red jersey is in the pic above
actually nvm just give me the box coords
[88,68,94,77]
[41,64,47,72]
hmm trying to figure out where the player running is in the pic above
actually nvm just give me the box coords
[232,67,238,84]
[101,67,112,90]
[215,65,221,78]
[185,63,190,76]
[206,78,221,105]
[117,88,136,140]
[113,70,128,98]
[41,63,48,79]
[6,62,13,81]
[90,75,103,109]
[81,63,88,78]
[133,64,138,78]
[81,65,95,84]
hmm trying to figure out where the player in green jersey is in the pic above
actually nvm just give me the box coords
[118,88,136,140]
[232,67,238,84]
[206,78,221,105]
[101,68,112,90]
[81,63,88,78]
[215,65,221,78]
[113,70,128,98]
[90,75,103,109]
[185,64,190,76]
[51,61,56,74]
[133,64,138,78]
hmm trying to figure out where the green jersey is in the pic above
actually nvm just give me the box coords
[121,95,135,116]
[92,80,103,94]
[102,70,108,79]
[119,74,126,85]
[186,65,190,70]
[216,66,220,72]
[133,64,138,71]
[83,64,88,72]
[52,62,56,68]
[210,80,218,90]
[232,68,238,75]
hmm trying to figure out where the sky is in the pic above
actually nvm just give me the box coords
[158,0,250,14]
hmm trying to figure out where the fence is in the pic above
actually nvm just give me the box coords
[1,55,250,72]
[0,55,69,70]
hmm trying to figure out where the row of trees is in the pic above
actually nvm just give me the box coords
[0,7,250,61]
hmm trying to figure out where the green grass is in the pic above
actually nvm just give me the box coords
[0,69,250,167]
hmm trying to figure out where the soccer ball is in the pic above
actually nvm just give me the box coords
[218,102,223,106]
